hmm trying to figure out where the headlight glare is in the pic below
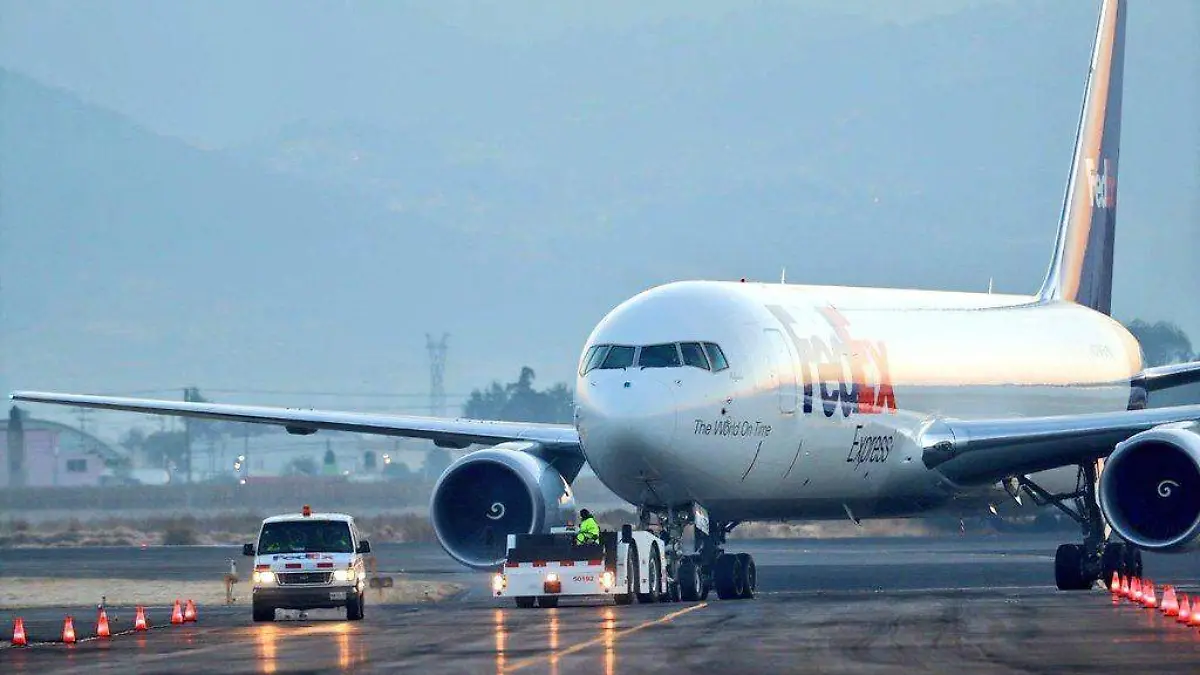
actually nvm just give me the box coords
[333,569,354,582]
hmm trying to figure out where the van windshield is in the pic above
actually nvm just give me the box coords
[258,521,353,554]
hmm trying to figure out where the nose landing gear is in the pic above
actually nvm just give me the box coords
[641,504,756,602]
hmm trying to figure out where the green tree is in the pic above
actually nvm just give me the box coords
[462,367,574,423]
[1125,320,1195,367]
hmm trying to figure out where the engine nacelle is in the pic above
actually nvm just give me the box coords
[1099,422,1200,551]
[429,442,576,569]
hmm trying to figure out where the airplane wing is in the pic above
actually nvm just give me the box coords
[1136,360,1200,393]
[10,390,580,456]
[921,403,1200,486]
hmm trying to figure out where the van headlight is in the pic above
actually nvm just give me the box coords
[492,574,506,593]
[600,571,614,588]
[333,569,355,582]
[253,571,276,584]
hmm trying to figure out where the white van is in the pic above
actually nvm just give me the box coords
[243,506,371,622]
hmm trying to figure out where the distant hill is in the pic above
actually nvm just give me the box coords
[2,0,1193,417]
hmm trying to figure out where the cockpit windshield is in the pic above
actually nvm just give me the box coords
[580,342,729,374]
[638,344,681,368]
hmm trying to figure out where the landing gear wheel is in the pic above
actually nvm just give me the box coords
[736,553,757,599]
[678,557,702,602]
[714,553,745,600]
[1124,545,1143,578]
[346,592,365,621]
[1055,543,1092,591]
[252,602,275,622]
[637,547,661,604]
[538,596,559,609]
[515,596,535,609]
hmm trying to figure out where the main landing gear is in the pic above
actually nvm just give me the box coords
[1014,462,1141,591]
[642,505,756,602]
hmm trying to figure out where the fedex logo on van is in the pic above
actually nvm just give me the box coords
[767,305,897,418]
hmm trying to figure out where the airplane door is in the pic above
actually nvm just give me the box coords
[763,328,798,414]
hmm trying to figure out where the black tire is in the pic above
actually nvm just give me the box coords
[1101,543,1125,589]
[347,593,365,621]
[252,602,275,623]
[736,553,757,599]
[615,552,637,605]
[1124,545,1144,579]
[637,547,661,604]
[515,596,536,609]
[538,596,559,609]
[714,553,745,600]
[678,557,702,602]
[1055,543,1089,591]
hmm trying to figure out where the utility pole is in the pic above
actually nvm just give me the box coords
[426,333,449,417]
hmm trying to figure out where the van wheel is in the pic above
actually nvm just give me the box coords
[347,592,365,621]
[515,596,536,608]
[538,596,559,608]
[252,602,275,622]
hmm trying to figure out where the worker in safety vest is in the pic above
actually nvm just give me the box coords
[575,509,600,545]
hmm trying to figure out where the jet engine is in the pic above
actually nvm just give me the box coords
[1099,422,1200,551]
[429,442,576,569]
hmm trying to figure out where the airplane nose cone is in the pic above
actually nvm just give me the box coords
[576,375,678,499]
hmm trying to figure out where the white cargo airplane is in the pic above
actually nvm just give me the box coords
[13,0,1200,601]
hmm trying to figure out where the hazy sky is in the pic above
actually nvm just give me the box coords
[0,0,1196,440]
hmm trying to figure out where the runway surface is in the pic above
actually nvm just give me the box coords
[6,534,1200,673]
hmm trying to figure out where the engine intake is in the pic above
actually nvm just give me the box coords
[429,443,575,569]
[1099,422,1200,551]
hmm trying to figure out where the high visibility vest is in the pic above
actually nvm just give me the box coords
[576,517,600,544]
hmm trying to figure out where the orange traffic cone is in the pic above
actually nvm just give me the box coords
[1144,582,1158,609]
[1131,578,1142,603]
[184,599,197,623]
[1189,603,1200,627]
[171,599,184,625]
[97,608,111,638]
[1110,572,1121,595]
[61,616,76,644]
[11,618,27,646]
[134,605,148,631]
[1162,586,1179,617]
[1121,575,1131,599]
[1178,595,1191,624]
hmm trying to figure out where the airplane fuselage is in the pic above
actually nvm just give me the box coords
[574,280,1142,522]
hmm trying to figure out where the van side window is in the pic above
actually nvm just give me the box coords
[679,342,710,370]
[703,343,729,371]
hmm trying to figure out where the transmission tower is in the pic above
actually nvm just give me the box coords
[426,333,449,417]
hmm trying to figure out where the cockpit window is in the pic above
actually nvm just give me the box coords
[703,342,729,371]
[598,345,636,369]
[638,343,681,368]
[679,342,710,370]
[580,345,610,375]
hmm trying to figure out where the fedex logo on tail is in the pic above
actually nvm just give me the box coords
[767,304,897,418]
[1087,157,1117,210]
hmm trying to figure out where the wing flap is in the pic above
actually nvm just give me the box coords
[921,404,1200,486]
